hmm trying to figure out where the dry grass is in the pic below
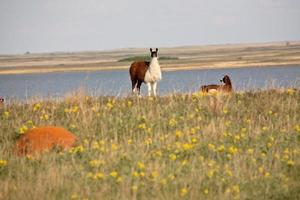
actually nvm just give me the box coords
[0,89,299,199]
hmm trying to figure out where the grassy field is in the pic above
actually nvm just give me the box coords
[0,89,299,199]
[0,41,300,74]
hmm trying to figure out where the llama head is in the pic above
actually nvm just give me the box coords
[150,48,158,58]
[220,75,231,85]
[0,97,4,103]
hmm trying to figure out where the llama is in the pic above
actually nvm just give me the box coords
[200,75,233,93]
[129,48,162,96]
[14,126,77,156]
[0,97,4,108]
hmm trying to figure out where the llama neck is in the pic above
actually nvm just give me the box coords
[144,57,162,83]
[149,57,160,71]
[225,80,232,87]
[225,81,232,89]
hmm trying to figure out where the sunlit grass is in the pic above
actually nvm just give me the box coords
[0,89,299,199]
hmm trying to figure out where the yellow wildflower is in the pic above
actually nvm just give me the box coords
[232,185,240,194]
[110,171,118,178]
[86,172,93,178]
[0,159,7,167]
[175,130,183,138]
[150,171,159,179]
[180,188,188,197]
[132,171,139,178]
[181,160,188,166]
[3,111,9,118]
[168,174,175,180]
[169,153,177,161]
[19,125,28,134]
[191,138,198,143]
[71,193,78,199]
[223,107,228,114]
[140,172,145,177]
[190,128,196,135]
[295,125,300,133]
[160,179,167,185]
[262,126,269,132]
[203,188,209,194]
[182,143,193,151]
[218,145,225,152]
[168,118,177,127]
[247,148,254,155]
[138,123,147,130]
[91,141,100,150]
[137,161,145,170]
[144,138,152,145]
[94,172,105,180]
[127,139,133,145]
[33,103,41,111]
[131,185,138,191]
[287,88,295,95]
[106,102,113,109]
[127,101,132,107]
[111,143,118,151]
[227,146,238,154]
[116,176,123,183]
[208,143,216,151]
[89,160,105,167]
[207,170,214,178]
[287,160,295,166]
[153,150,162,158]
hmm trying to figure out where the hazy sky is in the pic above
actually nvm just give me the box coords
[0,0,299,54]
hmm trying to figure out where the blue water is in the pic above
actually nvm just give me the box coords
[0,65,299,99]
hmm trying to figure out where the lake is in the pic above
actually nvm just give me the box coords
[0,65,299,100]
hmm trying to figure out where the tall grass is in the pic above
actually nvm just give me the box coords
[0,89,299,199]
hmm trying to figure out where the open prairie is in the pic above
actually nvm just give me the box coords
[0,90,299,199]
[0,41,300,74]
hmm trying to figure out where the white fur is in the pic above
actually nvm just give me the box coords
[144,57,162,96]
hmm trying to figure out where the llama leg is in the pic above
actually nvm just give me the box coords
[152,82,157,96]
[131,79,137,94]
[137,80,143,96]
[147,82,152,96]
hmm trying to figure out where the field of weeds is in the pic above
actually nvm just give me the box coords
[0,90,299,199]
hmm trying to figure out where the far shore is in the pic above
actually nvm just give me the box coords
[0,62,299,75]
[0,41,299,75]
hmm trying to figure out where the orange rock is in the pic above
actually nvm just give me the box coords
[15,126,77,156]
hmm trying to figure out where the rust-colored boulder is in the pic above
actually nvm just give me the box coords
[15,126,77,156]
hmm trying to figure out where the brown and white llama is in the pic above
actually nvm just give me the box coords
[129,48,162,96]
[0,97,4,108]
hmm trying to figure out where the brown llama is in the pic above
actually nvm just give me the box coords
[129,48,162,96]
[14,126,77,156]
[0,97,4,108]
[200,75,233,93]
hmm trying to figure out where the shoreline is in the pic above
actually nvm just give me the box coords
[0,62,299,75]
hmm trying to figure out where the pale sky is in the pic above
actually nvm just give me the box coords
[0,0,299,54]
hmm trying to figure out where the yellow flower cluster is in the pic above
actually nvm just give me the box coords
[0,159,7,167]
[64,106,79,113]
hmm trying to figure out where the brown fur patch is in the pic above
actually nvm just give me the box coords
[14,126,77,156]
[129,61,150,93]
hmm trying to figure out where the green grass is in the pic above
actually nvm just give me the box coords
[118,55,178,62]
[0,89,300,199]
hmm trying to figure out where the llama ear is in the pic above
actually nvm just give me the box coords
[150,48,152,52]
[156,48,158,52]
